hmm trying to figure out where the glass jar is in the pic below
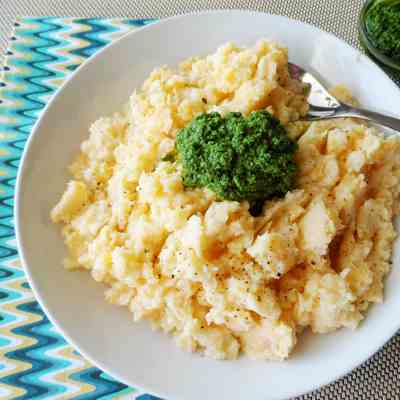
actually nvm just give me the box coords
[358,0,400,73]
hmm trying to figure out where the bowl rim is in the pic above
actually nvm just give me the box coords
[14,9,400,400]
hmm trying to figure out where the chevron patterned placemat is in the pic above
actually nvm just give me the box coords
[0,16,159,400]
[0,15,399,400]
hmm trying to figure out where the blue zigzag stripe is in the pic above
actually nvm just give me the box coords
[70,369,132,400]
[123,19,156,27]
[136,395,163,400]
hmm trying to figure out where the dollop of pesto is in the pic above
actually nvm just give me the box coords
[365,0,400,62]
[175,111,298,206]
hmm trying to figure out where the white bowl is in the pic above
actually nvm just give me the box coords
[15,10,400,400]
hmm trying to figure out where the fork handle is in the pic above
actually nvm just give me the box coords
[308,102,400,132]
[341,103,400,132]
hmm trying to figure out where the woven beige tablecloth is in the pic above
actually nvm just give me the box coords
[0,1,399,399]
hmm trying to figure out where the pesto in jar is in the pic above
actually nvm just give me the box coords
[365,0,400,62]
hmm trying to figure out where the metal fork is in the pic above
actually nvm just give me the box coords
[288,62,400,132]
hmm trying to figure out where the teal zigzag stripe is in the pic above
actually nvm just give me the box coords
[0,17,163,400]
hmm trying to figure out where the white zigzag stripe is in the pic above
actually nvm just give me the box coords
[0,383,12,398]
[4,238,17,249]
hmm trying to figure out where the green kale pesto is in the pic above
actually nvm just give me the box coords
[175,110,298,209]
[365,0,400,62]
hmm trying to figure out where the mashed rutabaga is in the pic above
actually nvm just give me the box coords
[51,40,400,360]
